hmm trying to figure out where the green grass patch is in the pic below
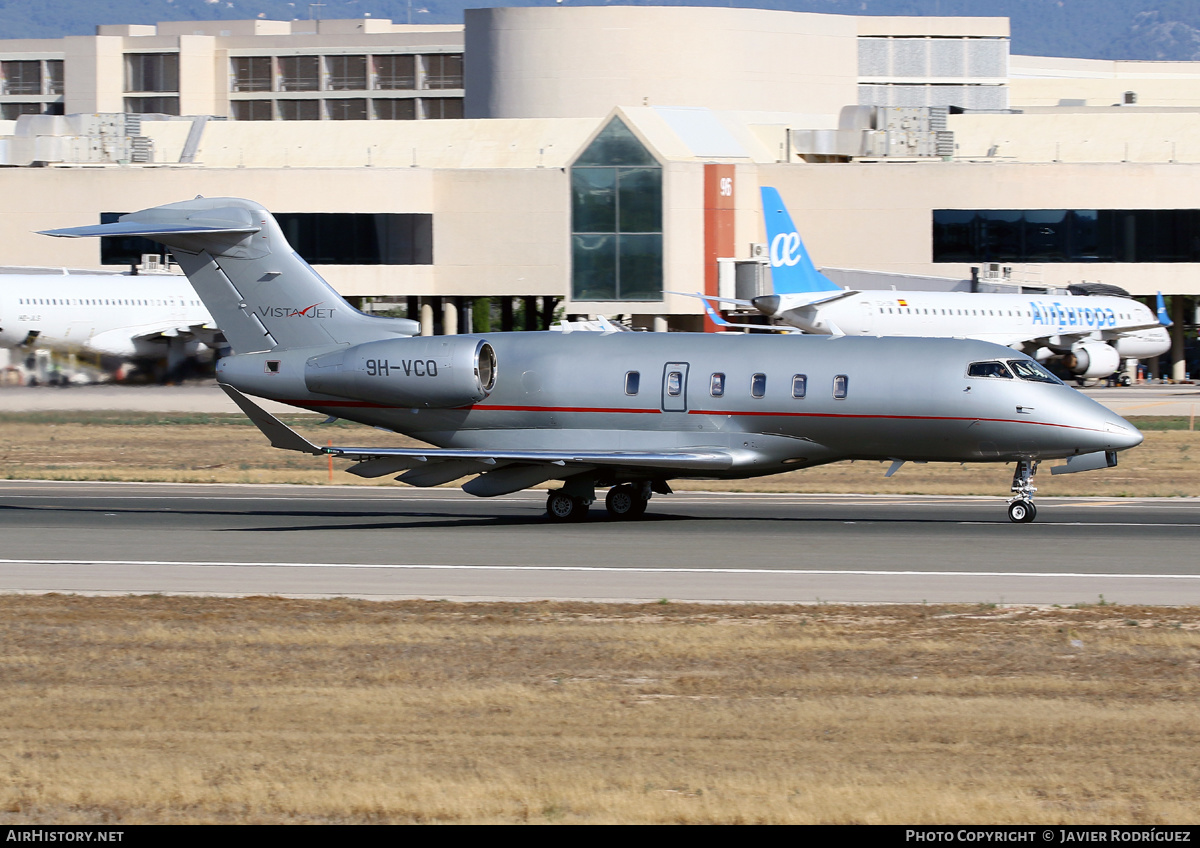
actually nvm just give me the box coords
[1125,416,1200,431]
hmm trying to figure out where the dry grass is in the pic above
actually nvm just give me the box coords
[0,412,1196,496]
[0,595,1198,824]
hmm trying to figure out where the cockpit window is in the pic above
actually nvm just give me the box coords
[1007,359,1064,385]
[967,361,1013,379]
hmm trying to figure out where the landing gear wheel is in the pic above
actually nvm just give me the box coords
[605,485,637,520]
[1007,500,1037,523]
[546,490,588,523]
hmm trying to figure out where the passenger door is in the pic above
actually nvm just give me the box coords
[661,362,689,412]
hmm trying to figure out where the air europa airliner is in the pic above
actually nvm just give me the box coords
[702,188,1171,382]
[0,271,217,377]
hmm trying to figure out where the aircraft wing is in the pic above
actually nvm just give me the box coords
[684,296,802,334]
[129,323,224,346]
[775,289,860,309]
[1102,322,1168,336]
[962,332,1039,348]
[221,384,735,494]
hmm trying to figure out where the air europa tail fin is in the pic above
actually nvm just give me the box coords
[760,187,840,296]
[1156,292,1173,327]
[41,197,418,354]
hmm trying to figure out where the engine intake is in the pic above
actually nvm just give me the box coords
[305,337,496,408]
[1063,342,1120,379]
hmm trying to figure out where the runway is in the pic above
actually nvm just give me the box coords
[2,481,1197,605]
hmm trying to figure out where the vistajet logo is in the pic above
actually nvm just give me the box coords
[257,303,337,319]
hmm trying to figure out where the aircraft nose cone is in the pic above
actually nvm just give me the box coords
[751,295,780,316]
[1103,419,1144,451]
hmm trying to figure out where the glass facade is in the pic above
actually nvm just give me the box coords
[278,56,320,92]
[2,61,40,95]
[231,100,272,121]
[100,213,433,266]
[934,209,1200,263]
[226,52,461,120]
[231,57,272,93]
[125,53,178,92]
[326,55,367,91]
[423,54,463,90]
[570,117,663,301]
[375,55,415,90]
[374,99,416,120]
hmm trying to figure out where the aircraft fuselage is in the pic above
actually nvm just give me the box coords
[217,330,1141,481]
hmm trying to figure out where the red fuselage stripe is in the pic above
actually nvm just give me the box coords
[272,400,1097,433]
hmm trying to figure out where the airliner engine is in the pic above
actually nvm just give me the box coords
[305,337,496,408]
[1063,342,1121,379]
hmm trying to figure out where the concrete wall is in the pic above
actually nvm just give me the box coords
[464,6,859,120]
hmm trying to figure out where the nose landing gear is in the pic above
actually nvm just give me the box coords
[1007,460,1040,523]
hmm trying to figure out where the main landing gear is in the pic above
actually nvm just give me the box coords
[1007,460,1040,523]
[544,480,657,522]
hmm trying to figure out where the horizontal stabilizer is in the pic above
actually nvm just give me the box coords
[41,221,260,239]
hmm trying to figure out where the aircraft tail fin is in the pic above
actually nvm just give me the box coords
[760,187,841,295]
[1156,292,1173,327]
[42,198,418,354]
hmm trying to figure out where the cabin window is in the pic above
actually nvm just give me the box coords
[967,361,1013,379]
[833,374,849,399]
[666,371,682,397]
[751,373,766,398]
[710,373,725,397]
[625,371,640,395]
[792,374,807,398]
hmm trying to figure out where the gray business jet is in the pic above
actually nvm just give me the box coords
[43,197,1144,523]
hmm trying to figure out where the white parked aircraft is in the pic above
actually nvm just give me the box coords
[0,271,218,379]
[697,188,1172,381]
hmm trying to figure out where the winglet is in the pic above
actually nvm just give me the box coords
[219,383,325,455]
[1156,292,1173,327]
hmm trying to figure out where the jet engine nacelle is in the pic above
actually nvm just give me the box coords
[1063,342,1121,379]
[305,336,496,408]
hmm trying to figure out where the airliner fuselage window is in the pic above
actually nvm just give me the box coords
[967,361,1013,379]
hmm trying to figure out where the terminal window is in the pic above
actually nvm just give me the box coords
[279,56,320,92]
[99,212,433,266]
[2,61,41,95]
[374,55,416,90]
[327,55,368,91]
[125,53,179,93]
[934,209,1200,263]
[374,99,416,120]
[423,54,463,90]
[571,117,663,301]
[231,57,272,93]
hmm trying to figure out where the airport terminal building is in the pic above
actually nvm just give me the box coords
[0,6,1196,374]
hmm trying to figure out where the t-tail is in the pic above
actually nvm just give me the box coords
[40,197,418,354]
[1156,292,1173,327]
[760,186,841,295]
